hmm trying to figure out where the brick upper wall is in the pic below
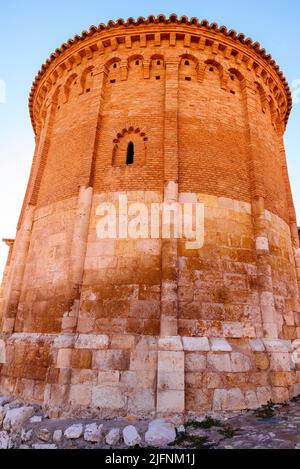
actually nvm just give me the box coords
[28,26,291,222]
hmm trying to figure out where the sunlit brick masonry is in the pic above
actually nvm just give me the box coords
[0,14,300,419]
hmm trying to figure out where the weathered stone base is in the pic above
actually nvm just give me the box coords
[1,333,299,418]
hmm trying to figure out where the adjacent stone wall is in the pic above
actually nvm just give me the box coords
[0,333,299,418]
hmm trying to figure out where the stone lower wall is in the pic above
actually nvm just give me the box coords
[3,191,299,340]
[178,194,300,340]
[0,333,299,418]
[15,197,78,333]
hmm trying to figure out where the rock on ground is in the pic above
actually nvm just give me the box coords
[32,444,57,450]
[30,416,42,423]
[105,428,120,446]
[3,407,35,432]
[53,430,63,443]
[145,419,176,447]
[37,428,51,442]
[84,423,103,443]
[21,429,33,442]
[123,426,141,447]
[0,406,6,426]
[64,424,83,439]
[0,431,10,450]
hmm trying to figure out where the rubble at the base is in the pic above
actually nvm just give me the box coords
[0,395,300,449]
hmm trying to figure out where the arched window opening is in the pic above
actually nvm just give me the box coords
[185,60,190,66]
[112,128,147,167]
[126,142,134,165]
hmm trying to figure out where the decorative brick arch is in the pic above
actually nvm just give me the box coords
[64,72,79,103]
[254,80,268,113]
[203,59,227,90]
[112,127,148,166]
[179,54,199,81]
[80,65,95,94]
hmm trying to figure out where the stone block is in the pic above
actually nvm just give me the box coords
[231,353,252,372]
[61,317,77,332]
[185,372,203,388]
[158,351,184,372]
[92,350,130,371]
[272,387,289,403]
[98,371,120,386]
[202,372,223,389]
[213,389,246,411]
[256,386,272,406]
[261,305,276,323]
[260,292,275,307]
[158,371,185,391]
[121,370,156,390]
[69,384,92,406]
[250,339,265,352]
[185,353,206,372]
[210,338,232,352]
[185,389,210,412]
[75,334,109,350]
[157,390,185,414]
[269,352,293,371]
[222,322,243,338]
[158,336,183,351]
[255,236,269,251]
[110,335,136,350]
[91,386,126,410]
[269,371,296,387]
[207,353,231,372]
[128,389,156,414]
[263,323,279,339]
[182,337,210,351]
[0,340,6,364]
[53,335,75,349]
[253,352,270,370]
[71,349,92,369]
[289,383,300,399]
[56,348,72,369]
[245,390,259,409]
[130,350,157,372]
[71,369,97,385]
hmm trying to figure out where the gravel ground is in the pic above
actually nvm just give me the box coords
[171,395,300,449]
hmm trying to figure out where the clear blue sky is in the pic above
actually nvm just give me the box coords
[0,0,299,278]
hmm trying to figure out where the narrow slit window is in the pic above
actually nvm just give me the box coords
[126,142,134,165]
